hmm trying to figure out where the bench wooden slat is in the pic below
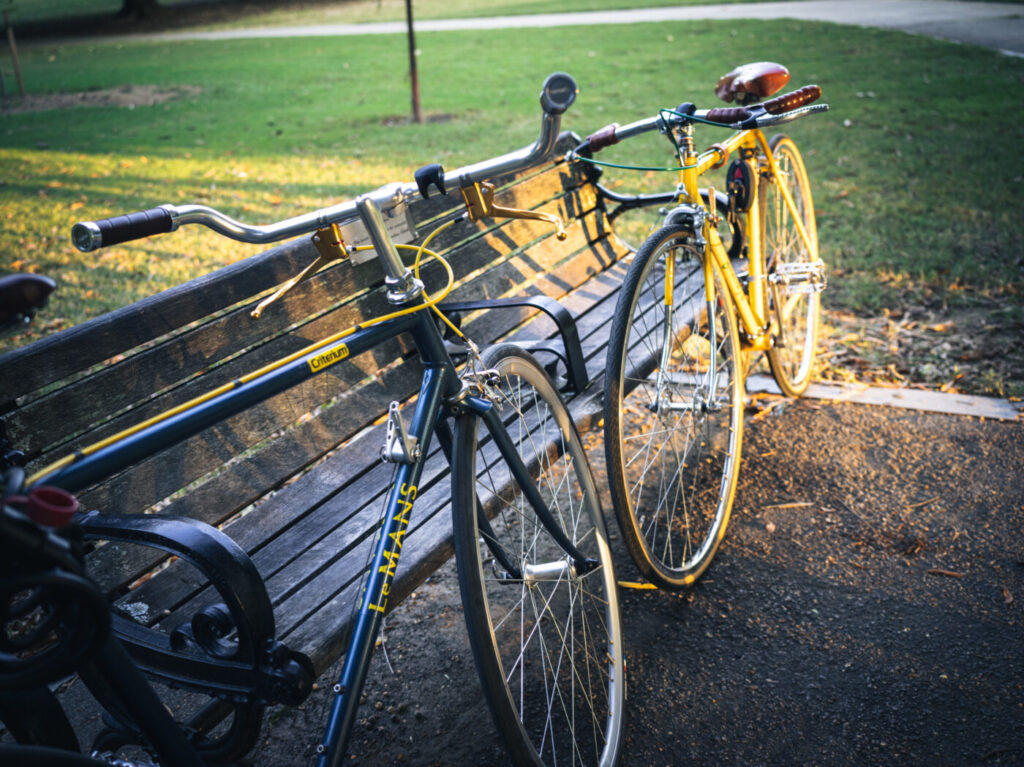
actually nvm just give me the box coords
[0,240,312,407]
[116,235,631,678]
[91,224,621,597]
[138,439,452,635]
[87,225,621,596]
[87,357,422,593]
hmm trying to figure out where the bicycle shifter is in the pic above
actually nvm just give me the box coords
[459,182,567,240]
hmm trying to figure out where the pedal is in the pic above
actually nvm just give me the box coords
[769,259,826,294]
[381,402,421,464]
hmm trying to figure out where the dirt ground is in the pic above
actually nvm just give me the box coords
[820,305,1024,401]
[252,398,1024,766]
[0,85,202,115]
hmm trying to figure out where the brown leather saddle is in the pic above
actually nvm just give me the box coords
[715,61,790,105]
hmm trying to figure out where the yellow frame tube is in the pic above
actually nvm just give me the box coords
[674,128,816,344]
[680,130,768,341]
[754,131,817,261]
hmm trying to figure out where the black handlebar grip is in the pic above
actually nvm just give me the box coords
[705,107,752,125]
[763,85,821,115]
[71,206,173,252]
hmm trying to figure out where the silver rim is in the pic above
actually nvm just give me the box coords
[765,140,819,389]
[616,237,741,580]
[471,351,623,765]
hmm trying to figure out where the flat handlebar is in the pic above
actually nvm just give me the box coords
[71,73,579,253]
[572,84,827,157]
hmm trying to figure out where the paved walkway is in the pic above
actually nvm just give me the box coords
[87,1,1024,56]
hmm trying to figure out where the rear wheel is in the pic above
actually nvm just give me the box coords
[763,134,821,396]
[604,226,744,590]
[452,344,625,766]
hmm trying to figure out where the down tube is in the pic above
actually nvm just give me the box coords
[316,364,456,767]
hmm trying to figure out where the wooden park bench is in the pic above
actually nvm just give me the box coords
[0,131,634,752]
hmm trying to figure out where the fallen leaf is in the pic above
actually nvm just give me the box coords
[1003,587,1014,605]
[763,502,813,511]
[927,568,964,578]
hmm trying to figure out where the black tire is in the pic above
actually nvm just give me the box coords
[603,225,744,590]
[452,344,625,766]
[763,134,821,397]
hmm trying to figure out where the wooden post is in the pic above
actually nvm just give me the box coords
[2,10,23,99]
[404,0,422,124]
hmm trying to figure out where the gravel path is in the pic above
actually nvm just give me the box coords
[253,397,1024,765]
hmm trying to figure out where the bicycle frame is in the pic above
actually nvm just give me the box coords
[12,71,599,765]
[27,226,586,767]
[671,125,818,353]
[584,94,822,355]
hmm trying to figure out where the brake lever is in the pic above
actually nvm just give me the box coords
[459,182,567,241]
[251,224,349,319]
[736,103,830,130]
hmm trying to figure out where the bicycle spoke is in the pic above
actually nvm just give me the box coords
[456,345,622,765]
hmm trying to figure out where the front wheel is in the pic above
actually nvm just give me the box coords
[763,134,822,397]
[604,225,744,590]
[452,344,625,766]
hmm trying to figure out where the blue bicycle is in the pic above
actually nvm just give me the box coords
[1,73,625,767]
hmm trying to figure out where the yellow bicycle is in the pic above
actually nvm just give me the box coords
[572,62,828,589]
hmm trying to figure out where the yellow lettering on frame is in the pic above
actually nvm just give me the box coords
[378,548,399,578]
[307,343,350,373]
[388,527,407,549]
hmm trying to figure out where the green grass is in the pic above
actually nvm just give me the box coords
[2,19,1022,393]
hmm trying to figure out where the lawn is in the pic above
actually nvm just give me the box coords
[1,19,1022,394]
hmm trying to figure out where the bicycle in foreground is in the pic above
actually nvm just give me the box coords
[1,72,625,766]
[570,62,828,590]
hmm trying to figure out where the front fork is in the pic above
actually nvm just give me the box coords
[649,234,720,416]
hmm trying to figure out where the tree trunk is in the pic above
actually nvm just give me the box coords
[405,0,422,123]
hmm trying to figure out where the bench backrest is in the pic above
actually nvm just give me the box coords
[0,134,626,618]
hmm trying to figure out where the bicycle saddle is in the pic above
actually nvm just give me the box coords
[0,274,56,331]
[715,61,790,105]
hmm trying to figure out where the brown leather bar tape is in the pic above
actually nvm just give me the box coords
[705,107,752,125]
[763,85,822,115]
[585,123,621,153]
